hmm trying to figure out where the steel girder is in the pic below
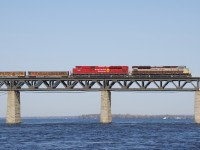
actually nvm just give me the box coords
[0,78,199,91]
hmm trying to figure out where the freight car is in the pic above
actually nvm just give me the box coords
[0,72,26,77]
[72,66,129,78]
[28,71,69,78]
[131,66,191,78]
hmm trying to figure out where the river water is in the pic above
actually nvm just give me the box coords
[0,117,200,150]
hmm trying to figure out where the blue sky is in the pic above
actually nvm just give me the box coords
[0,1,199,117]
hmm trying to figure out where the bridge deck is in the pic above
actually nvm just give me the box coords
[0,77,199,91]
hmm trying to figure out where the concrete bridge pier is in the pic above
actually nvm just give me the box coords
[100,91,112,123]
[195,91,200,124]
[6,91,21,124]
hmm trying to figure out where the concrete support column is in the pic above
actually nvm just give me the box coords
[195,91,200,124]
[6,91,21,124]
[100,91,112,123]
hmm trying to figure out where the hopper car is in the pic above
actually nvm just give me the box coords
[28,71,69,77]
[0,72,26,77]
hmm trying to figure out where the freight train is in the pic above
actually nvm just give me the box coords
[0,66,192,78]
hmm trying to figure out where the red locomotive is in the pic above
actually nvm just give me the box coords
[73,66,129,76]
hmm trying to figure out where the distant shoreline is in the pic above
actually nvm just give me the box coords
[0,114,193,119]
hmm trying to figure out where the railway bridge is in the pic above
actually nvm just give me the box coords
[0,77,200,124]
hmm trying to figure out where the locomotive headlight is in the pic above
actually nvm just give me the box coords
[183,69,187,73]
[183,69,190,74]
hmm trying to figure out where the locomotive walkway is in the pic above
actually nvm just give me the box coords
[0,77,200,124]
